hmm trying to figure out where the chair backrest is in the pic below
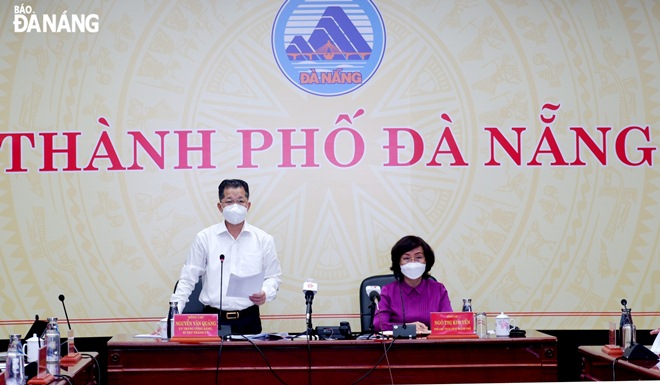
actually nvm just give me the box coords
[173,279,205,314]
[358,274,397,333]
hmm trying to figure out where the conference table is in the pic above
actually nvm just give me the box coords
[578,345,660,381]
[107,331,557,384]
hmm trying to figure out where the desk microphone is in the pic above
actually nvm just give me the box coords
[366,286,381,333]
[620,299,658,361]
[398,282,407,329]
[392,282,416,339]
[366,285,381,307]
[218,254,231,339]
[58,294,82,362]
[303,279,318,333]
[58,294,72,330]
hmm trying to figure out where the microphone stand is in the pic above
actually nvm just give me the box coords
[218,254,231,340]
[368,299,377,335]
[620,299,659,361]
[58,295,82,364]
[305,290,315,337]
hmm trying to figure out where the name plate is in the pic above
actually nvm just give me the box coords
[430,312,474,335]
[173,314,218,338]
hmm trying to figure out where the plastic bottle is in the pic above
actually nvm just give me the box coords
[45,317,61,376]
[475,313,488,338]
[618,308,633,347]
[462,298,472,312]
[167,301,179,339]
[5,334,25,385]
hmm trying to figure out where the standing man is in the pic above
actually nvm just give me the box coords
[171,179,282,335]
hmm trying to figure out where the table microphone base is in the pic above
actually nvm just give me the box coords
[622,343,659,361]
[60,352,82,366]
[218,325,232,340]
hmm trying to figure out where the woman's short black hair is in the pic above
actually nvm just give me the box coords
[218,179,250,201]
[390,235,435,280]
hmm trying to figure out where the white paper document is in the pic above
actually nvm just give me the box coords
[226,271,265,298]
[651,333,660,355]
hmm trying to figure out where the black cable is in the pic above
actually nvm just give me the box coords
[306,328,313,385]
[214,336,224,385]
[376,282,394,384]
[382,337,394,385]
[350,337,398,384]
[612,356,621,381]
[242,336,288,385]
[53,374,73,385]
[80,353,101,385]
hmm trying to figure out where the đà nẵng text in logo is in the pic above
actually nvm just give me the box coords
[13,4,99,33]
[272,0,386,97]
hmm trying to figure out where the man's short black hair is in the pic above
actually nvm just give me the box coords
[218,179,250,201]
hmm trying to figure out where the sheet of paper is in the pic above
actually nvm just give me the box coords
[651,332,660,355]
[134,333,162,338]
[226,271,265,298]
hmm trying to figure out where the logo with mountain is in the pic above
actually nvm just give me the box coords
[272,0,386,96]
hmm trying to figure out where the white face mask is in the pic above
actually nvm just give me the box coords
[223,204,247,225]
[400,262,426,280]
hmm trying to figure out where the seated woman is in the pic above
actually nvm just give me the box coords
[373,235,452,333]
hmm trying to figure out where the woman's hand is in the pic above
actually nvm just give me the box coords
[411,321,429,334]
[651,327,660,335]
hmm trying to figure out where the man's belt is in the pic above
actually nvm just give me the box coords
[204,305,258,320]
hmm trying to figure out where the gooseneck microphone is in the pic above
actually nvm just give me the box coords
[398,282,407,329]
[58,294,82,362]
[59,294,72,330]
[218,254,231,339]
[620,298,659,361]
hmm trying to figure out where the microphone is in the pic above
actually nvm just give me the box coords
[218,254,231,339]
[620,298,633,331]
[366,285,381,305]
[391,282,415,338]
[619,299,659,361]
[58,294,72,330]
[58,294,82,363]
[365,286,381,333]
[303,279,318,333]
[398,283,407,328]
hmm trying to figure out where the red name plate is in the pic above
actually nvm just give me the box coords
[430,312,474,335]
[173,314,218,338]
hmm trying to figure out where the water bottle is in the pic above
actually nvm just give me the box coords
[462,298,472,312]
[167,301,179,339]
[618,308,632,347]
[622,323,636,349]
[5,334,25,385]
[45,317,61,376]
[475,313,488,338]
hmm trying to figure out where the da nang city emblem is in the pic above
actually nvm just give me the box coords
[272,0,386,97]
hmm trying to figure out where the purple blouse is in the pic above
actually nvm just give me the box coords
[373,278,453,331]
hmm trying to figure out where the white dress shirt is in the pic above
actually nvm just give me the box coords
[171,221,282,312]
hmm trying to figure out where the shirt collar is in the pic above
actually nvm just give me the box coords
[216,221,252,235]
[401,278,427,294]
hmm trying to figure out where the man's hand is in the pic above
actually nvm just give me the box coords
[651,327,660,335]
[249,290,267,306]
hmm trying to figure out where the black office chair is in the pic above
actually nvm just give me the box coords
[172,279,205,314]
[358,274,398,333]
[358,273,438,333]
